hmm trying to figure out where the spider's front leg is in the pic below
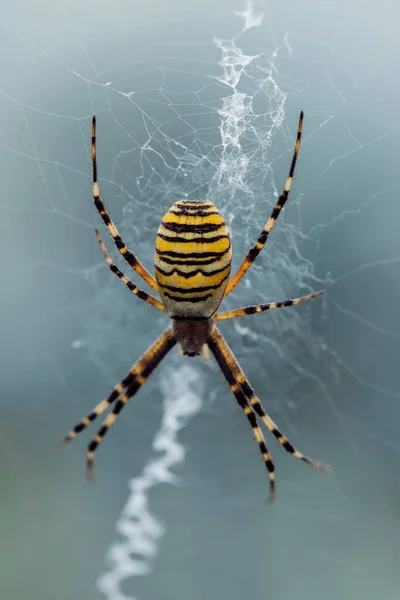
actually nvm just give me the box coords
[91,115,158,292]
[224,111,305,297]
[95,229,165,312]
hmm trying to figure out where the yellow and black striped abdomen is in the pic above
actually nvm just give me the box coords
[155,200,231,319]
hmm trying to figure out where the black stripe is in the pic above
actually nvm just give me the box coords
[157,233,230,244]
[281,439,296,453]
[156,255,222,266]
[94,199,111,223]
[159,273,229,294]
[74,422,87,434]
[168,209,221,217]
[112,399,126,417]
[161,222,224,234]
[155,263,230,279]
[156,247,230,259]
[164,292,212,303]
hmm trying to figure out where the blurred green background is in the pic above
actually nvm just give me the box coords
[1,1,400,599]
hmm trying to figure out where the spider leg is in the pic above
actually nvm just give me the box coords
[224,111,304,297]
[85,326,176,479]
[59,385,126,447]
[91,115,158,292]
[208,329,277,501]
[59,327,176,476]
[215,291,323,320]
[202,344,211,361]
[95,230,165,312]
[209,326,329,496]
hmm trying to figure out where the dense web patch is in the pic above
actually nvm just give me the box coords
[2,1,400,599]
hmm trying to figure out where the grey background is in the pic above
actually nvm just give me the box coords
[1,1,400,599]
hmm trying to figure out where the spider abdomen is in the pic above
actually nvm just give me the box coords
[154,200,231,319]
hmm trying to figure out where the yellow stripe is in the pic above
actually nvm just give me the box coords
[155,235,230,256]
[156,267,229,291]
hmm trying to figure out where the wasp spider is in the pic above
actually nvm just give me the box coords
[60,111,329,501]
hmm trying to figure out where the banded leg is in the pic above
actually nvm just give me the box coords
[59,382,128,447]
[85,326,176,478]
[59,327,176,474]
[207,333,276,501]
[215,291,323,320]
[95,230,165,312]
[91,115,158,292]
[225,111,304,297]
[209,326,329,489]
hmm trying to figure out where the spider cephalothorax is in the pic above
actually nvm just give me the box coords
[172,318,214,356]
[60,112,329,501]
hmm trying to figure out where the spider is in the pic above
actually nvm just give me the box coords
[60,111,329,501]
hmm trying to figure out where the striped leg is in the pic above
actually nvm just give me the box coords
[85,327,176,478]
[59,327,176,477]
[215,291,323,320]
[59,381,129,447]
[209,326,329,494]
[95,230,165,312]
[207,332,276,501]
[225,111,304,297]
[91,115,158,292]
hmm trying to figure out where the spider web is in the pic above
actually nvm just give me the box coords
[1,1,400,599]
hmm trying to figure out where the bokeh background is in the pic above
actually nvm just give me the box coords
[1,1,400,599]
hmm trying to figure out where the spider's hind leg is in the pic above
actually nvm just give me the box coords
[208,329,277,501]
[224,111,305,297]
[208,325,330,499]
[60,327,177,478]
